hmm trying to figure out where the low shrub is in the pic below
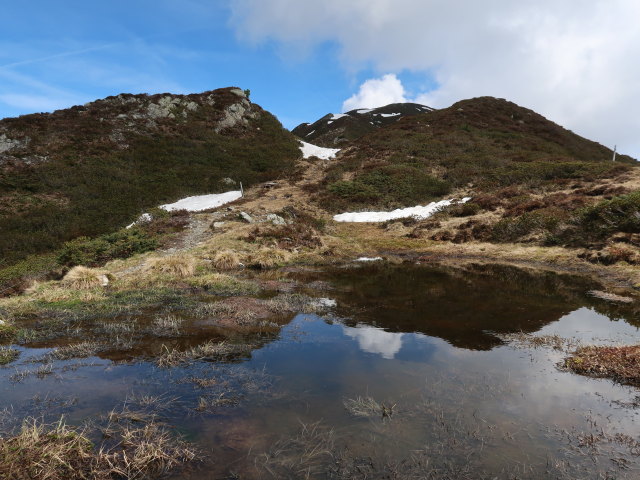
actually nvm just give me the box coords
[491,209,565,243]
[322,164,451,211]
[573,191,640,241]
[58,228,158,267]
[0,253,60,297]
[447,202,481,217]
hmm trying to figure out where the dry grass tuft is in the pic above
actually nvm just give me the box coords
[565,344,640,386]
[248,248,290,269]
[61,266,110,290]
[145,254,196,278]
[0,416,196,480]
[211,249,241,270]
[0,417,93,479]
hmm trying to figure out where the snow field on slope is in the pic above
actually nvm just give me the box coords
[160,191,243,212]
[299,141,340,160]
[333,198,471,223]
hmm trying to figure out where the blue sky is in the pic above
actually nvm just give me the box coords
[0,0,428,129]
[2,1,639,157]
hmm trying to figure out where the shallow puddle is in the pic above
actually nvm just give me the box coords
[2,263,640,479]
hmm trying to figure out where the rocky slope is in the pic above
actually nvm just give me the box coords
[292,102,433,147]
[0,87,300,264]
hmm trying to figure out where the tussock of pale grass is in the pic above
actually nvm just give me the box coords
[145,254,196,278]
[0,416,196,480]
[61,266,110,290]
[0,417,93,480]
[211,249,241,270]
[248,248,290,269]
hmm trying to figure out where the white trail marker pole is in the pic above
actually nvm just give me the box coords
[612,145,617,162]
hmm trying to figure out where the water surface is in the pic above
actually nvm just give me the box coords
[2,263,640,479]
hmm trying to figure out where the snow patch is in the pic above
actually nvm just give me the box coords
[379,113,401,117]
[355,108,372,113]
[299,141,340,160]
[160,191,242,212]
[330,113,349,121]
[333,198,471,223]
[126,213,153,229]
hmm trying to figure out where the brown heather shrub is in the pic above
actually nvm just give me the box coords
[565,345,640,386]
[61,266,110,290]
[146,254,196,278]
[211,250,241,270]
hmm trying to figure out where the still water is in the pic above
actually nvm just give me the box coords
[2,263,640,479]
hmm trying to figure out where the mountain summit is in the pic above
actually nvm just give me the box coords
[0,87,300,264]
[292,102,434,147]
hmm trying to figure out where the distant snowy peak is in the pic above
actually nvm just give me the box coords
[292,102,435,148]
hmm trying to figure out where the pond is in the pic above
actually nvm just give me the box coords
[2,263,640,479]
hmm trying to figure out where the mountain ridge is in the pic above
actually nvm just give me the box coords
[292,102,434,147]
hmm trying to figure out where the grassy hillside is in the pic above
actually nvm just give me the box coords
[0,87,300,266]
[316,97,635,212]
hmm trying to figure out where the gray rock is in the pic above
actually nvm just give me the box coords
[266,213,286,225]
[212,221,226,229]
[239,212,253,223]
[0,134,27,153]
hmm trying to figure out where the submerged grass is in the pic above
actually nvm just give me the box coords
[156,340,253,368]
[0,347,20,365]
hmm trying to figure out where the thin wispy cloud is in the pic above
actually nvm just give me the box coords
[0,44,118,70]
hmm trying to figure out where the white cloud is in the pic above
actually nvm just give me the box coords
[342,324,404,359]
[342,73,407,112]
[230,0,640,158]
